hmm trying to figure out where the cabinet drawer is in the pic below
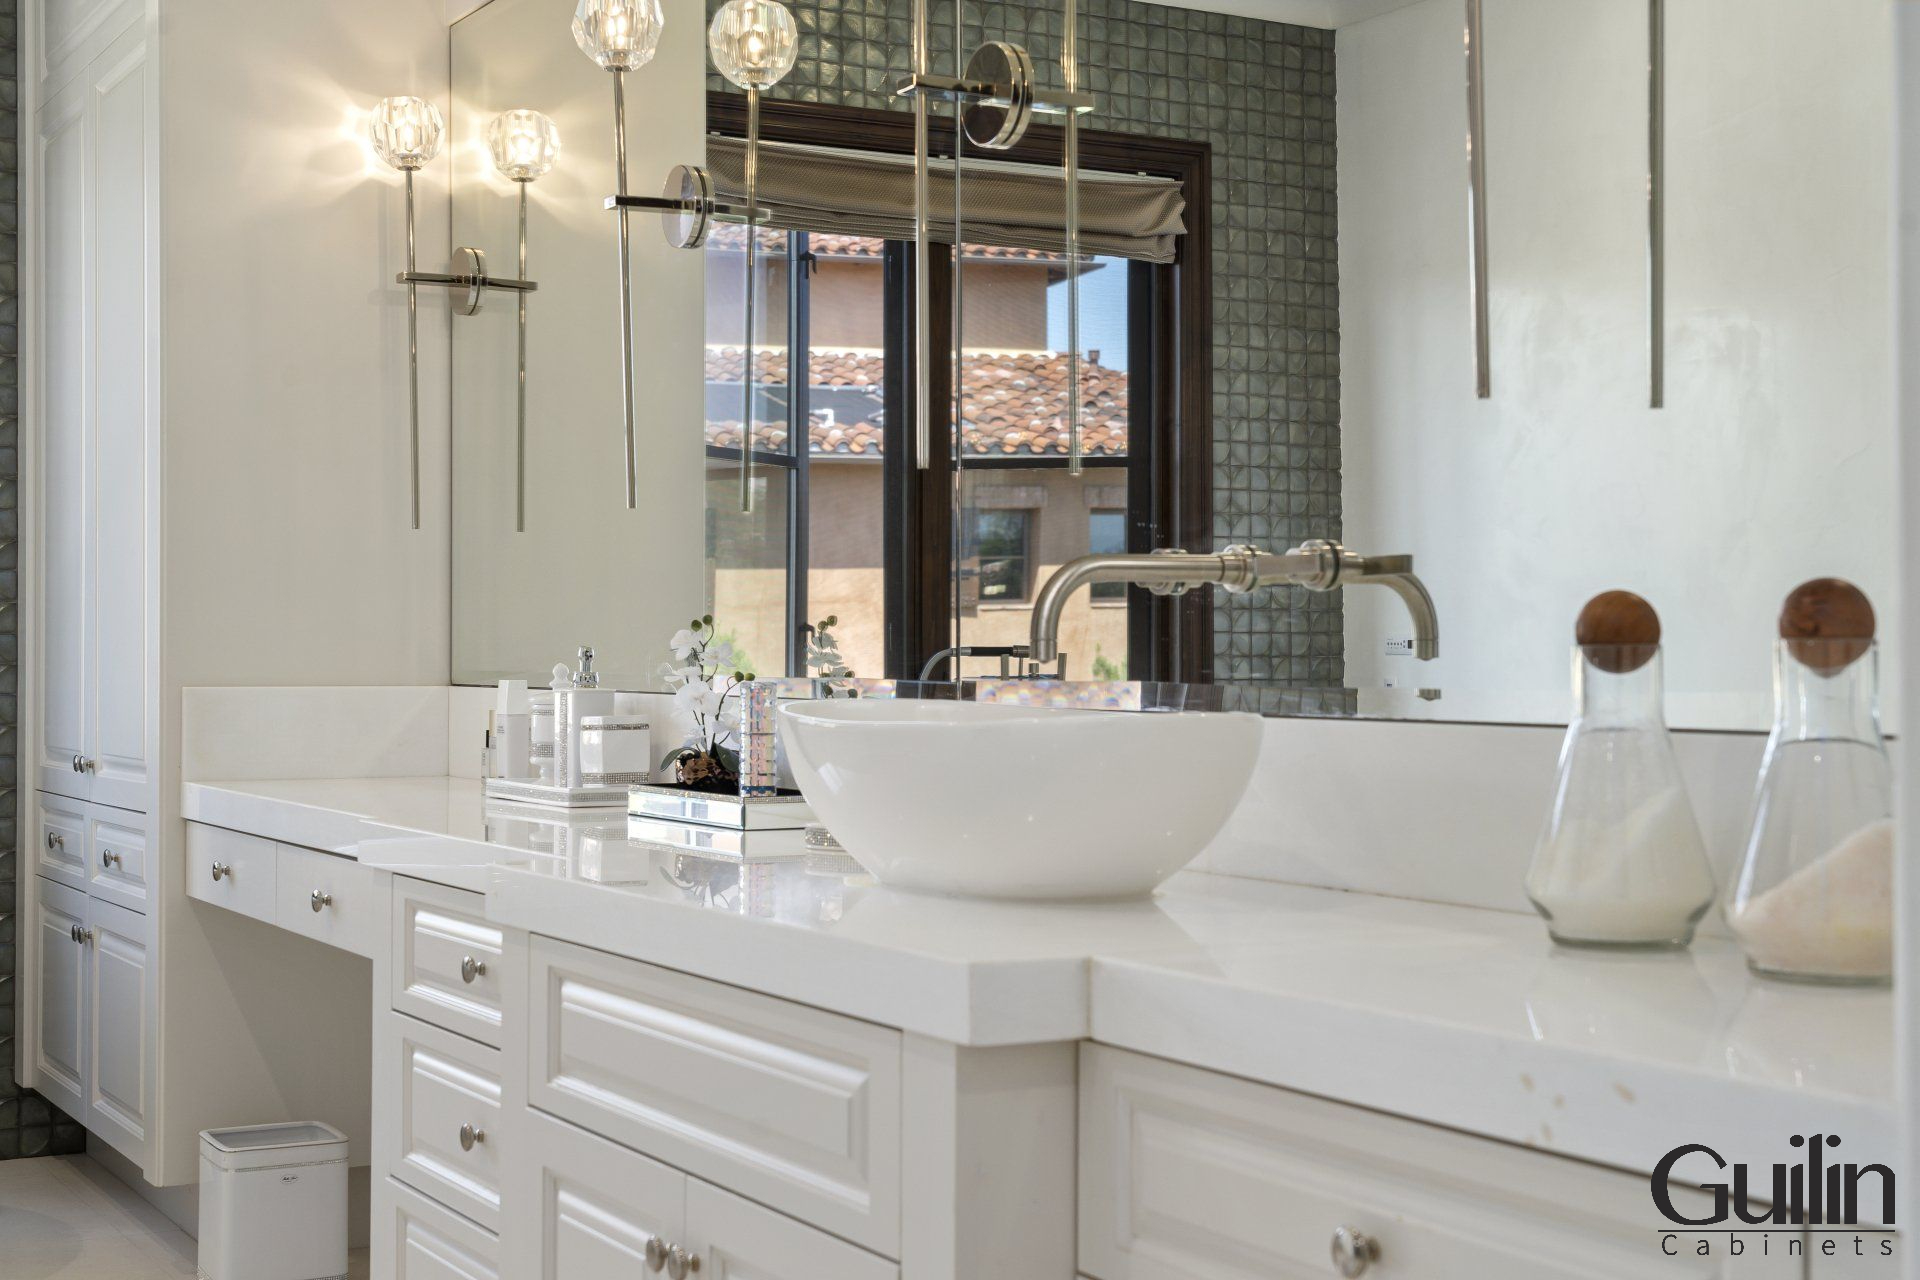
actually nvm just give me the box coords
[185,823,277,922]
[527,936,903,1256]
[378,1176,500,1280]
[393,879,507,1047]
[36,792,88,890]
[87,810,149,914]
[507,1106,686,1278]
[1079,1045,1796,1280]
[382,1012,505,1233]
[276,844,384,959]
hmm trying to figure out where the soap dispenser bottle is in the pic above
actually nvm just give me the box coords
[1727,579,1893,985]
[553,648,616,790]
[1524,592,1716,949]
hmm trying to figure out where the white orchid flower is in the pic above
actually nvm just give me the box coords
[669,628,701,660]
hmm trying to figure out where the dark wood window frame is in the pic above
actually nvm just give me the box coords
[708,91,1214,683]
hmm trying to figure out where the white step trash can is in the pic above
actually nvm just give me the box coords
[198,1121,350,1280]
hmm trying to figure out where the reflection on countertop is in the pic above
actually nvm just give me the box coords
[183,774,1896,1182]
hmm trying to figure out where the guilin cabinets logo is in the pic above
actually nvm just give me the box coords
[1652,1136,1898,1264]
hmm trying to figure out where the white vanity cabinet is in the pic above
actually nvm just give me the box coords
[29,875,151,1166]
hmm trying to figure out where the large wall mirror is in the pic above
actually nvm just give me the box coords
[448,0,1896,734]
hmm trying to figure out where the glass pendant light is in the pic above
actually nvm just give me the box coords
[572,0,665,71]
[709,0,797,514]
[487,109,560,184]
[368,96,445,172]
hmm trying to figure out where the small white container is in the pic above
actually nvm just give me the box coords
[197,1121,348,1280]
[495,679,533,781]
[580,714,652,786]
[530,690,556,782]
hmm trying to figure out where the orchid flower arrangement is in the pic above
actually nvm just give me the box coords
[805,616,853,680]
[657,615,755,791]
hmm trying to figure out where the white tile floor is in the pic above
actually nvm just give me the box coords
[0,1154,370,1279]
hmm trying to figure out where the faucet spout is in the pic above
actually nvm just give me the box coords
[1026,540,1439,668]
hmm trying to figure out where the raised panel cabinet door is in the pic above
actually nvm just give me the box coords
[35,81,90,804]
[85,35,153,815]
[507,1107,687,1280]
[382,1012,505,1232]
[684,1178,899,1280]
[31,876,89,1120]
[86,894,149,1164]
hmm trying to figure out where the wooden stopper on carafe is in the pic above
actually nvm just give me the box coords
[1574,591,1661,674]
[1780,578,1874,674]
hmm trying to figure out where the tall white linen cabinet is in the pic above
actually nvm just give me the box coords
[17,0,451,1189]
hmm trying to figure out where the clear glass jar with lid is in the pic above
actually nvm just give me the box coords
[1727,580,1893,985]
[1525,593,1716,949]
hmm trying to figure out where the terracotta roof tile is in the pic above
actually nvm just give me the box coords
[706,346,1127,458]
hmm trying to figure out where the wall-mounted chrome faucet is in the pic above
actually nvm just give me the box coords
[1027,539,1439,669]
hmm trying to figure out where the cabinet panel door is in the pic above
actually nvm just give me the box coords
[86,894,149,1163]
[36,86,89,803]
[685,1179,898,1280]
[35,791,88,890]
[86,38,152,815]
[31,877,88,1120]
[508,1107,686,1280]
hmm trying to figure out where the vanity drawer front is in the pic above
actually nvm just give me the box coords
[392,878,507,1047]
[383,1012,505,1233]
[527,936,903,1256]
[380,1176,500,1280]
[36,792,88,890]
[276,844,384,959]
[86,810,149,914]
[185,823,277,922]
[1079,1045,1791,1280]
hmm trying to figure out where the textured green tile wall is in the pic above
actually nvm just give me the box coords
[711,0,1343,683]
[0,0,85,1162]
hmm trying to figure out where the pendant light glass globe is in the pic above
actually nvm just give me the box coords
[573,0,666,72]
[368,96,445,172]
[488,109,561,183]
[708,0,799,91]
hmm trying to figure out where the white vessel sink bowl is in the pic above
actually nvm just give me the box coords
[779,699,1264,900]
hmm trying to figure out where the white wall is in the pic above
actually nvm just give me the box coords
[1337,0,1897,731]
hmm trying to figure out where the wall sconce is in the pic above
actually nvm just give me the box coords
[487,109,561,533]
[372,95,541,530]
[573,0,666,512]
[896,0,1096,477]
[708,0,797,513]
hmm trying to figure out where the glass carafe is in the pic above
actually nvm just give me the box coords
[1727,640,1893,985]
[1525,645,1716,949]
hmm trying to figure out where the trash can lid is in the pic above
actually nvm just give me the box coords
[200,1122,348,1172]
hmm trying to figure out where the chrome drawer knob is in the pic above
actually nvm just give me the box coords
[1331,1226,1381,1278]
[665,1246,700,1278]
[645,1238,669,1272]
[101,849,121,870]
[210,862,232,882]
[310,889,333,912]
[69,924,81,944]
[46,832,64,851]
[458,1123,485,1152]
[72,756,95,774]
[460,955,487,984]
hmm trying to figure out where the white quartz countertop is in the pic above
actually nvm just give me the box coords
[183,775,1898,1182]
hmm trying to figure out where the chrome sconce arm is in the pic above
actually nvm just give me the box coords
[1463,0,1490,400]
[370,96,447,531]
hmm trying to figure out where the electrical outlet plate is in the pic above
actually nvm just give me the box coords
[1383,638,1416,657]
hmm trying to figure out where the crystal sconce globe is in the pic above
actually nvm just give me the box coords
[573,0,666,72]
[368,96,445,172]
[488,109,561,183]
[708,0,799,91]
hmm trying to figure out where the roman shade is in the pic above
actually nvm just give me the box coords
[706,137,1187,264]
